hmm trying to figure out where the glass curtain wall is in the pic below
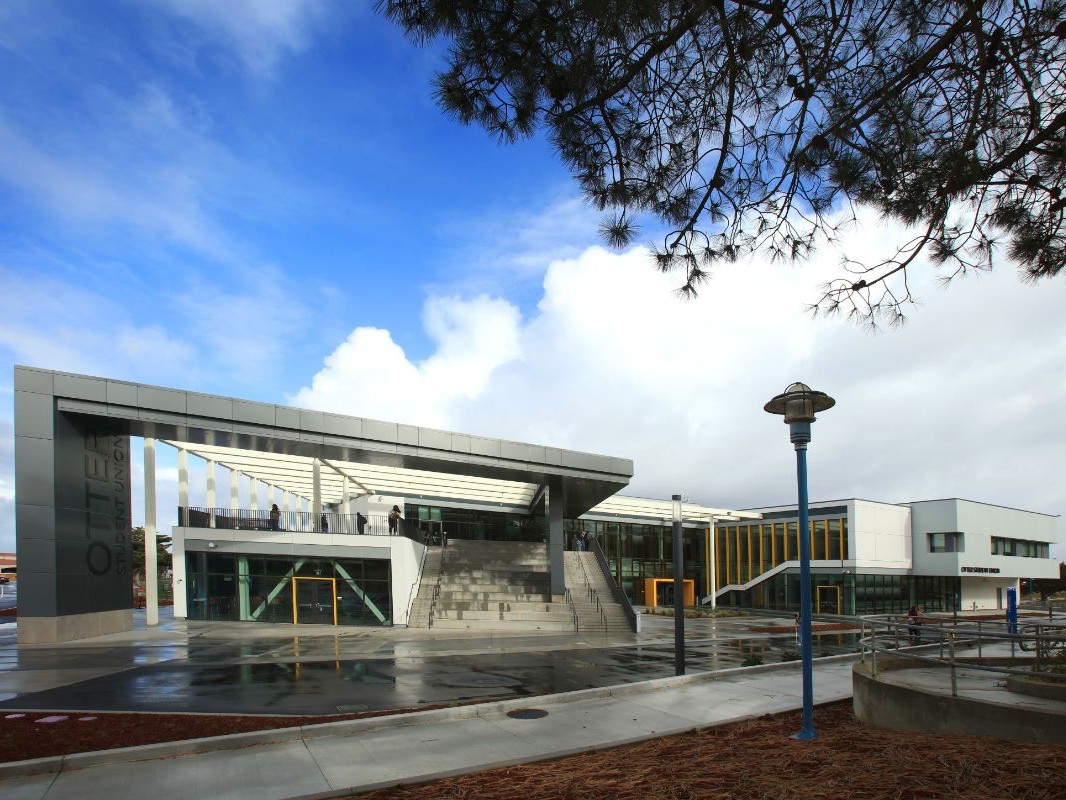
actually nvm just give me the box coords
[714,516,849,588]
[185,552,392,626]
[718,572,960,614]
[404,505,545,543]
[571,518,708,605]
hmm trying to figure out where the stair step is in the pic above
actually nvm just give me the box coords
[430,618,573,632]
[434,600,558,613]
[432,608,573,622]
[437,591,552,602]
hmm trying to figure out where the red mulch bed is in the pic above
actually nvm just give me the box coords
[352,702,1066,799]
[0,707,437,764]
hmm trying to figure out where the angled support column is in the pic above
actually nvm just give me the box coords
[230,469,239,513]
[177,448,189,518]
[143,438,158,626]
[312,460,322,531]
[342,477,350,533]
[205,459,216,528]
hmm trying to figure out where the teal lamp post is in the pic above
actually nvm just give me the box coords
[764,382,835,740]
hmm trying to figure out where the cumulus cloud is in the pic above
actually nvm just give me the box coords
[291,214,1066,560]
[290,294,522,427]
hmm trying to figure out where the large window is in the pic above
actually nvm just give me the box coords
[928,532,964,553]
[713,515,849,589]
[582,518,709,603]
[186,552,392,626]
[991,537,1050,558]
[717,571,960,614]
[405,505,545,542]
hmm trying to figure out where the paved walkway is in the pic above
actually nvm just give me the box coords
[0,657,858,800]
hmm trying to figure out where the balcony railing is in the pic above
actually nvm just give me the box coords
[178,507,423,543]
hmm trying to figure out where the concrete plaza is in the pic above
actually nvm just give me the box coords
[0,609,862,798]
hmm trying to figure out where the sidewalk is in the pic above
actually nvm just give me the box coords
[0,657,857,800]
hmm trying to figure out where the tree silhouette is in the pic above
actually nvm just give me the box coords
[380,0,1066,324]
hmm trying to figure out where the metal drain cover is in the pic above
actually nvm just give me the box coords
[506,708,549,720]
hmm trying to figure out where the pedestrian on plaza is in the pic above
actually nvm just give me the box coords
[906,605,924,643]
[269,504,281,531]
[580,531,590,552]
[793,612,801,645]
[388,505,402,535]
[320,514,329,533]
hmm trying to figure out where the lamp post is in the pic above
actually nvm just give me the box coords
[764,382,836,740]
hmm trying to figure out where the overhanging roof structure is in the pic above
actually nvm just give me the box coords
[19,367,633,517]
[164,441,761,524]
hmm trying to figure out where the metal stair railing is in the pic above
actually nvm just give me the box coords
[577,549,613,632]
[564,587,579,632]
[428,544,449,629]
[859,613,1066,696]
[589,538,637,632]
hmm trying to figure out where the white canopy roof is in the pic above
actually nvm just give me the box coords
[167,441,759,522]
[166,441,537,509]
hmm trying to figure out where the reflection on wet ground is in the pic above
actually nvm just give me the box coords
[0,613,860,715]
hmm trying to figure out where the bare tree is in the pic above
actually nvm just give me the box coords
[379,0,1066,324]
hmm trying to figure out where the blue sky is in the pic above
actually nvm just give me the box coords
[2,1,1065,561]
[0,1,581,390]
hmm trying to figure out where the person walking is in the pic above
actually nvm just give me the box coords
[906,605,924,644]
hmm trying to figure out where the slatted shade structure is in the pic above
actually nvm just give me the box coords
[166,441,540,511]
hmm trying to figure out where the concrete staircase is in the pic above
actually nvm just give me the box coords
[428,539,576,632]
[563,551,634,634]
[406,546,443,628]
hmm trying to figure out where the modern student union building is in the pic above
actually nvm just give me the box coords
[13,366,1060,643]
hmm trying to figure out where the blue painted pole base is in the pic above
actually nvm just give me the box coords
[791,728,819,741]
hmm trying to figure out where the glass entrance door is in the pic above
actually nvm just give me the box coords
[817,585,841,614]
[292,577,337,625]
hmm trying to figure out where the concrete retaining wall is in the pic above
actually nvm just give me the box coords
[852,661,1066,744]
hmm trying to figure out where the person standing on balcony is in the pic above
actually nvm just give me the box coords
[388,505,402,535]
[269,504,281,531]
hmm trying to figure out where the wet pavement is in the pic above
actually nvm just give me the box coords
[0,610,861,715]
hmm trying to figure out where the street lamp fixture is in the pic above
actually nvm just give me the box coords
[764,382,835,740]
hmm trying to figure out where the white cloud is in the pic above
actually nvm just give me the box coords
[431,193,606,298]
[145,0,329,77]
[0,268,197,383]
[0,98,238,263]
[291,294,522,427]
[291,213,1066,561]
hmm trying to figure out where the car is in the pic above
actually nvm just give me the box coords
[0,577,9,584]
